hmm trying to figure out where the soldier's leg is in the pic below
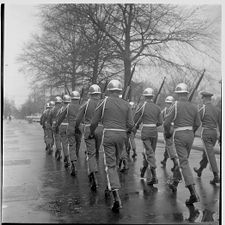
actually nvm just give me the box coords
[130,132,137,159]
[95,126,103,159]
[43,128,48,150]
[45,127,53,154]
[54,130,62,160]
[175,131,199,204]
[103,132,124,211]
[75,128,82,157]
[142,138,157,185]
[67,126,77,176]
[119,146,129,172]
[59,125,70,167]
[193,151,208,177]
[202,130,219,184]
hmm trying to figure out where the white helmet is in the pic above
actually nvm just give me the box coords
[175,83,189,93]
[143,88,154,96]
[46,103,51,108]
[71,91,80,100]
[89,84,101,94]
[107,79,123,91]
[129,101,135,107]
[55,96,62,103]
[165,96,174,103]
[49,101,55,107]
[63,94,71,103]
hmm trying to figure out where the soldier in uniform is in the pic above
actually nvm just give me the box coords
[41,101,55,154]
[133,88,162,186]
[164,83,201,205]
[161,96,179,171]
[56,92,81,176]
[193,91,220,185]
[75,84,103,191]
[40,102,51,151]
[89,79,134,212]
[50,96,63,160]
[126,101,137,160]
[55,95,71,169]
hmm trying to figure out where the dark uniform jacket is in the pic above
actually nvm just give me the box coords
[90,96,134,133]
[164,97,201,137]
[199,102,220,129]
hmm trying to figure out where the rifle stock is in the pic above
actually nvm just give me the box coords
[188,69,205,102]
[154,76,166,104]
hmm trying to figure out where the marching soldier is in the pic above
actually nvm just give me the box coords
[55,95,71,169]
[161,96,179,172]
[133,88,162,186]
[56,92,81,176]
[41,101,55,154]
[193,91,220,185]
[40,102,51,151]
[75,84,103,191]
[89,79,134,212]
[164,83,201,205]
[126,101,137,160]
[50,96,63,160]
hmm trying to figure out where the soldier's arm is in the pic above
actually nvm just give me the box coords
[164,105,175,138]
[75,103,86,129]
[157,107,163,127]
[40,113,44,126]
[193,108,201,133]
[126,106,135,133]
[56,108,67,127]
[90,102,103,136]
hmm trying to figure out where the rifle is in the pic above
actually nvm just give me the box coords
[79,87,85,104]
[101,79,109,99]
[153,76,166,104]
[188,69,205,102]
[122,63,137,100]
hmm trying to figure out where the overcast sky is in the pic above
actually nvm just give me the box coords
[3,0,223,108]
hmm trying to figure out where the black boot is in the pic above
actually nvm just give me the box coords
[168,179,179,193]
[171,158,178,172]
[210,172,220,185]
[70,161,77,176]
[140,166,147,178]
[186,185,200,205]
[132,149,137,159]
[104,186,111,198]
[140,153,148,178]
[64,156,70,168]
[120,159,129,173]
[90,172,98,191]
[161,158,167,167]
[193,167,203,178]
[111,189,122,212]
[55,150,62,161]
[147,168,158,185]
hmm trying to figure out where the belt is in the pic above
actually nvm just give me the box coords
[202,127,217,130]
[104,128,126,132]
[61,122,68,125]
[142,124,156,127]
[174,126,193,132]
[84,124,103,127]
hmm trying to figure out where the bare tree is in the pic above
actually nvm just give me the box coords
[79,4,220,88]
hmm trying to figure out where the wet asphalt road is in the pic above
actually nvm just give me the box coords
[2,119,220,224]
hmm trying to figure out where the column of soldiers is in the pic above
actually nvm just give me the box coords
[40,79,221,213]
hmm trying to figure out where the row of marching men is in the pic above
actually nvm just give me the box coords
[40,79,221,212]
